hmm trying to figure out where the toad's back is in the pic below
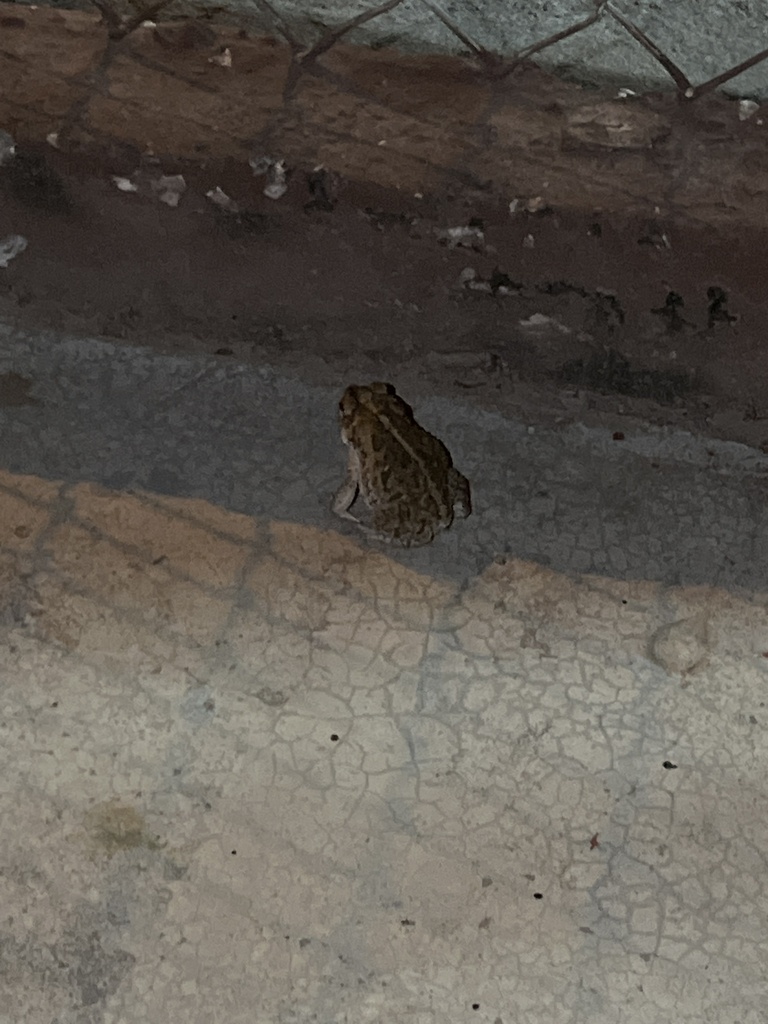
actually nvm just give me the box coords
[335,382,471,547]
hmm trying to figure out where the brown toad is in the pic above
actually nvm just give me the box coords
[331,382,471,547]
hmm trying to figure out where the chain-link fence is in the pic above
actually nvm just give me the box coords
[82,0,768,101]
[3,0,767,228]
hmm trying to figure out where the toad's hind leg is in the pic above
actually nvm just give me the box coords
[332,447,362,523]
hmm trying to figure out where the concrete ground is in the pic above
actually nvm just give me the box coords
[1,324,767,1024]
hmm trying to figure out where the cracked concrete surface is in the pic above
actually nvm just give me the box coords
[1,326,767,1023]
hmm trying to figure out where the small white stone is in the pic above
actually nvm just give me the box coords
[112,176,138,193]
[0,235,27,268]
[209,47,232,68]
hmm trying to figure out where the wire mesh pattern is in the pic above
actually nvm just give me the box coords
[90,0,768,101]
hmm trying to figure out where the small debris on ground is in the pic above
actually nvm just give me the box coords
[208,47,232,68]
[112,176,139,193]
[0,235,28,267]
[206,186,240,213]
[111,164,186,207]
[738,99,759,121]
[436,224,485,250]
[460,267,490,292]
[151,174,186,207]
[249,154,274,175]
[0,129,16,166]
[264,161,288,200]
[250,155,289,200]
[509,196,550,215]
[460,267,521,296]
[519,313,570,334]
[460,266,480,284]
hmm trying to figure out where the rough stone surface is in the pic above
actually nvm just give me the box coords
[0,326,767,1023]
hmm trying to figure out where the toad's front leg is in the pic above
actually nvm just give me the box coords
[331,447,362,524]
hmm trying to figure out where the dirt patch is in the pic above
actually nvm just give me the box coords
[3,5,768,227]
[0,141,766,451]
[0,6,766,449]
